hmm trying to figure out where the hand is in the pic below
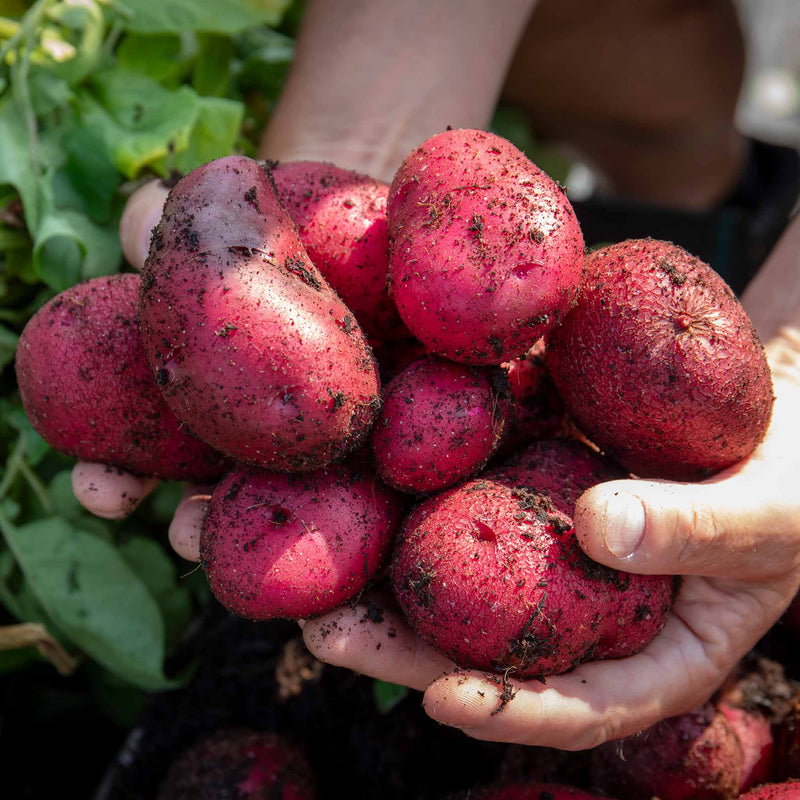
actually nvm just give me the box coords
[297,378,800,749]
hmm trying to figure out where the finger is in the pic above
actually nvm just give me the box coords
[301,595,454,691]
[119,180,169,270]
[422,609,726,750]
[168,484,212,561]
[71,462,159,519]
[573,472,800,581]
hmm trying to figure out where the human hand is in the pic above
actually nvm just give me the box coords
[296,374,800,749]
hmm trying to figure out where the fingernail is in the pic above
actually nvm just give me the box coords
[603,491,645,558]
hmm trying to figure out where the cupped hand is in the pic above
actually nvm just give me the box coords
[299,372,800,750]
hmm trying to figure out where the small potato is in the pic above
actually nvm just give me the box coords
[388,128,584,364]
[370,356,511,494]
[201,456,404,621]
[15,274,226,481]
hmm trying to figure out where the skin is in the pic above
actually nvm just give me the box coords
[73,0,800,750]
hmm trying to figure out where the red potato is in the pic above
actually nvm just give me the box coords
[272,160,407,343]
[545,238,774,480]
[157,728,315,800]
[370,355,511,494]
[718,702,775,792]
[391,461,674,678]
[590,703,744,800]
[738,783,800,799]
[140,155,381,473]
[201,455,404,621]
[15,273,226,481]
[387,128,585,365]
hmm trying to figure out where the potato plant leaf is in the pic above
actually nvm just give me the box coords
[0,515,181,689]
[79,70,199,178]
[373,679,409,713]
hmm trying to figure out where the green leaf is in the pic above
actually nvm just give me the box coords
[122,0,291,34]
[115,32,192,85]
[0,99,40,232]
[79,70,199,178]
[6,408,49,467]
[373,679,409,713]
[152,95,243,175]
[117,535,193,648]
[61,124,121,224]
[33,204,121,291]
[0,323,18,370]
[234,27,294,99]
[0,515,179,689]
[193,34,234,97]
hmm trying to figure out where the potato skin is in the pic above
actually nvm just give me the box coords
[590,704,744,800]
[370,356,510,494]
[157,728,315,800]
[15,274,226,481]
[140,155,381,473]
[546,239,774,480]
[391,467,674,678]
[201,456,404,621]
[272,160,407,343]
[388,128,584,365]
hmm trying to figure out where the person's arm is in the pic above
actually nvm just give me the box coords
[260,0,538,181]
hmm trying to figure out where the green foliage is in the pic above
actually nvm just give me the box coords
[0,0,300,694]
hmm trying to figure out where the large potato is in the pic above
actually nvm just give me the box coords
[140,156,381,473]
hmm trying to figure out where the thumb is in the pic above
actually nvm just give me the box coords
[119,179,169,270]
[574,470,800,581]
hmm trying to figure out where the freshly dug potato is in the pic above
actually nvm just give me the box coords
[370,355,511,494]
[546,238,774,480]
[590,703,744,800]
[140,155,381,473]
[157,728,315,800]
[388,128,584,365]
[15,274,226,481]
[202,455,404,620]
[272,160,407,343]
[391,460,674,678]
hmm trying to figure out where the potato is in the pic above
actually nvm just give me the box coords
[272,160,407,343]
[140,155,381,473]
[15,273,226,481]
[545,238,774,480]
[157,728,316,800]
[391,458,674,678]
[590,703,744,800]
[201,455,404,621]
[388,128,584,365]
[370,355,511,494]
[737,784,800,800]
